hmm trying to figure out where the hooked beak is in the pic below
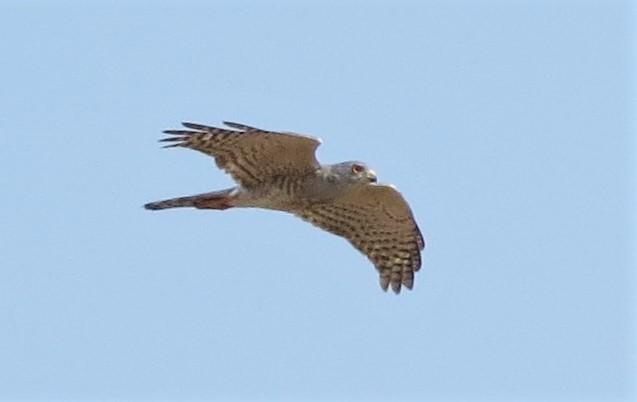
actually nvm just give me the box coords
[366,169,377,183]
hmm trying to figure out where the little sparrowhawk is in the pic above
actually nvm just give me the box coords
[144,121,425,293]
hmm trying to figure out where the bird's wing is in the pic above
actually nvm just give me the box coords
[160,122,322,187]
[296,184,424,293]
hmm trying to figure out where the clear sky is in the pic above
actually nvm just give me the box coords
[0,1,634,401]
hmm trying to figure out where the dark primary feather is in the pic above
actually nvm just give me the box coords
[222,121,259,131]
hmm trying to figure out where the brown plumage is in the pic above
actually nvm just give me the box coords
[145,121,425,293]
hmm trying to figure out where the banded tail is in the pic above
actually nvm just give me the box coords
[144,189,234,211]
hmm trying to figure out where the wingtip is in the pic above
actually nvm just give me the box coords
[163,129,187,135]
[159,137,182,142]
[158,134,186,148]
[380,273,406,294]
[380,276,390,292]
[380,277,412,294]
[161,144,182,149]
[223,121,257,131]
[181,122,209,131]
[391,283,402,294]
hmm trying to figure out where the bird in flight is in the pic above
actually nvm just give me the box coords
[145,121,424,293]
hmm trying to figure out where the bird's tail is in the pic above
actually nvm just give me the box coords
[144,189,235,211]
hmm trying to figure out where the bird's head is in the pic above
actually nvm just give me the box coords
[332,161,377,185]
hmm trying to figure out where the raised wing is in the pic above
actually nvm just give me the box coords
[160,122,322,188]
[297,184,424,293]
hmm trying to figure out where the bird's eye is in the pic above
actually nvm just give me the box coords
[351,164,364,174]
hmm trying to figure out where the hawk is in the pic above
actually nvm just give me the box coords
[145,121,425,293]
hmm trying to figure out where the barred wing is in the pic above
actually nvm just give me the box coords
[297,184,424,293]
[161,122,322,187]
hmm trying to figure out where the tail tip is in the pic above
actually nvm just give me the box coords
[143,202,161,210]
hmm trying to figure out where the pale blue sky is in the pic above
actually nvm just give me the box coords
[0,1,634,401]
